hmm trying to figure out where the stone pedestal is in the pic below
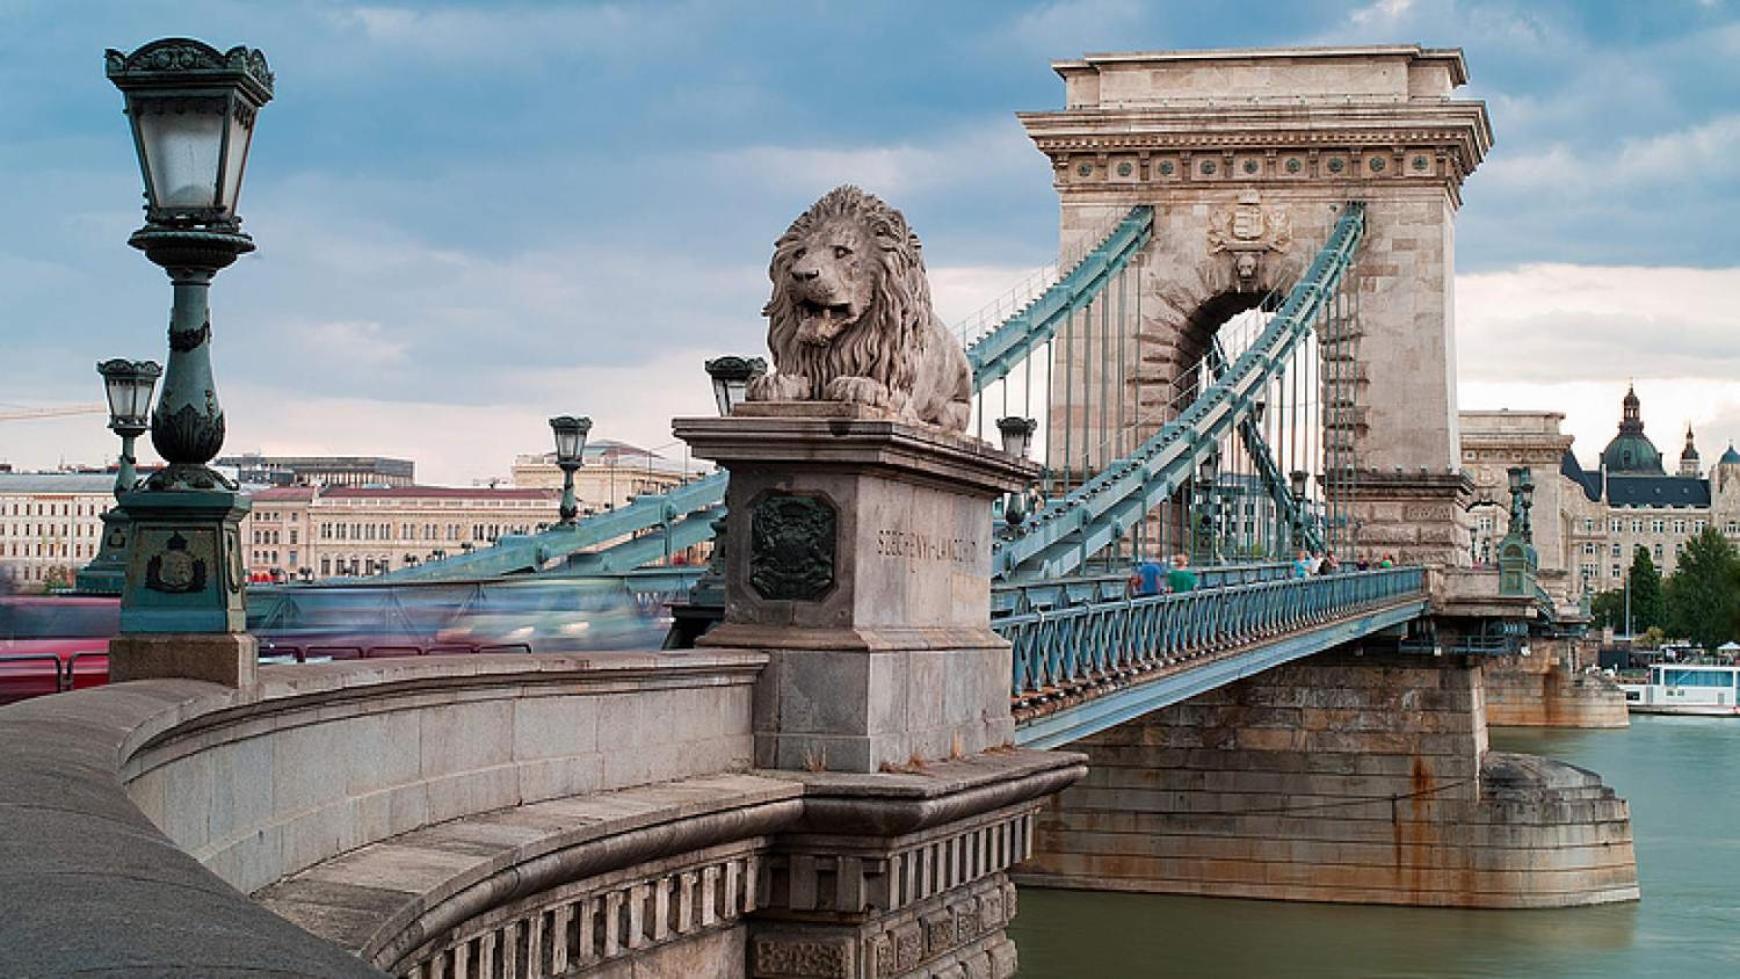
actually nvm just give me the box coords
[108,632,257,687]
[676,403,1037,774]
[750,752,1084,979]
[111,485,253,687]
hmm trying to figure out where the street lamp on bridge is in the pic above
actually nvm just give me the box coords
[549,415,592,525]
[103,38,272,651]
[76,359,162,595]
[704,356,767,417]
[996,416,1038,528]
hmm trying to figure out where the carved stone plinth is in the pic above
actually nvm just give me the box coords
[1334,468,1475,573]
[675,403,1038,774]
[750,751,1085,979]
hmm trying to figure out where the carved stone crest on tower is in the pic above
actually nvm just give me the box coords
[1207,191,1292,282]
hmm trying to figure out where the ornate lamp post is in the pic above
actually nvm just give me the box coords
[663,357,765,648]
[1497,466,1539,597]
[549,415,592,525]
[102,38,272,684]
[76,359,161,594]
[704,356,767,417]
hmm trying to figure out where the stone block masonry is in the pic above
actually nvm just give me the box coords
[1482,639,1629,729]
[1019,649,1638,908]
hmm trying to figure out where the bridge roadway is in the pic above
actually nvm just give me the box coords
[0,569,1427,977]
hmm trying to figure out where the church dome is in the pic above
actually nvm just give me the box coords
[1600,385,1664,474]
[1722,444,1740,466]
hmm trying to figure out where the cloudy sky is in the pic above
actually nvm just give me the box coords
[1,0,1736,484]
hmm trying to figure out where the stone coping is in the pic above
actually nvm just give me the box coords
[256,772,805,971]
[120,649,767,775]
[0,679,386,977]
[674,406,1038,496]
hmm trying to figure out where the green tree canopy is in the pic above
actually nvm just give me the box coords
[1665,528,1740,650]
[1589,589,1625,630]
[1628,546,1666,634]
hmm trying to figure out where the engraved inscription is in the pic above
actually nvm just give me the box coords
[875,528,979,564]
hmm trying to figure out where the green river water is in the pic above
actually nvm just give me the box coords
[1008,715,1740,978]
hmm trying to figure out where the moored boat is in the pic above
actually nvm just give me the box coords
[1620,662,1740,715]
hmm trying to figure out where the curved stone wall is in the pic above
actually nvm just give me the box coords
[0,651,765,976]
[120,652,764,894]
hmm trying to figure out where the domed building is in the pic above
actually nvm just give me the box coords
[1460,386,1740,605]
[1598,385,1664,474]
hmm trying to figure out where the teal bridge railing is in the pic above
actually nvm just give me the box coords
[1003,566,1428,748]
[992,202,1367,582]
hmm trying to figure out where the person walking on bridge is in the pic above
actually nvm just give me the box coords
[1167,552,1198,594]
[1132,556,1166,596]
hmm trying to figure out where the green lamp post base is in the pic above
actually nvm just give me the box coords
[74,509,132,596]
[118,485,250,634]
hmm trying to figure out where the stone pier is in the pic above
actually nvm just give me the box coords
[1482,639,1629,729]
[1020,648,1638,908]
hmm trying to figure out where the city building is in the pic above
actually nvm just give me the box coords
[241,484,561,581]
[1459,387,1740,603]
[510,439,704,514]
[0,472,118,592]
[215,454,415,488]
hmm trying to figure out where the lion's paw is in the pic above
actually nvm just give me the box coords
[747,373,810,403]
[824,376,891,407]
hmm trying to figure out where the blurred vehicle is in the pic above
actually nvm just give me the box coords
[433,603,672,654]
[0,576,685,705]
[0,596,118,704]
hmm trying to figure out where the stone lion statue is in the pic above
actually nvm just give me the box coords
[746,185,972,432]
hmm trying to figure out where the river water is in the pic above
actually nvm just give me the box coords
[1009,715,1740,977]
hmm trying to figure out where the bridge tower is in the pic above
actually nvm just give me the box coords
[1021,46,1491,569]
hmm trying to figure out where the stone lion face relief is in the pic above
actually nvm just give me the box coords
[787,219,874,347]
[748,185,974,433]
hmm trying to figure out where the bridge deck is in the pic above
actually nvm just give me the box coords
[1005,568,1426,748]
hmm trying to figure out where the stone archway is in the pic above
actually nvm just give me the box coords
[1022,45,1492,567]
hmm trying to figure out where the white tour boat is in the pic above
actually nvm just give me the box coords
[1621,662,1740,715]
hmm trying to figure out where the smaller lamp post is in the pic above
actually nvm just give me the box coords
[76,359,162,595]
[1288,469,1310,550]
[549,415,593,525]
[704,356,767,417]
[995,416,1038,527]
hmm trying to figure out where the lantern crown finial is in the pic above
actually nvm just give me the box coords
[105,38,274,102]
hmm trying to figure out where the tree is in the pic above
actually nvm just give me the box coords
[1589,589,1625,630]
[1627,546,1666,634]
[1665,528,1740,650]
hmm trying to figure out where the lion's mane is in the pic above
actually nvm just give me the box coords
[764,186,929,401]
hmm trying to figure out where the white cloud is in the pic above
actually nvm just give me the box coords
[296,320,409,367]
[710,122,1035,201]
[1350,0,1415,26]
[1486,114,1740,196]
[1457,262,1740,464]
[1001,0,1145,55]
[327,3,679,64]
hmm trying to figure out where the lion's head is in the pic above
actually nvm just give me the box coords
[763,185,932,400]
